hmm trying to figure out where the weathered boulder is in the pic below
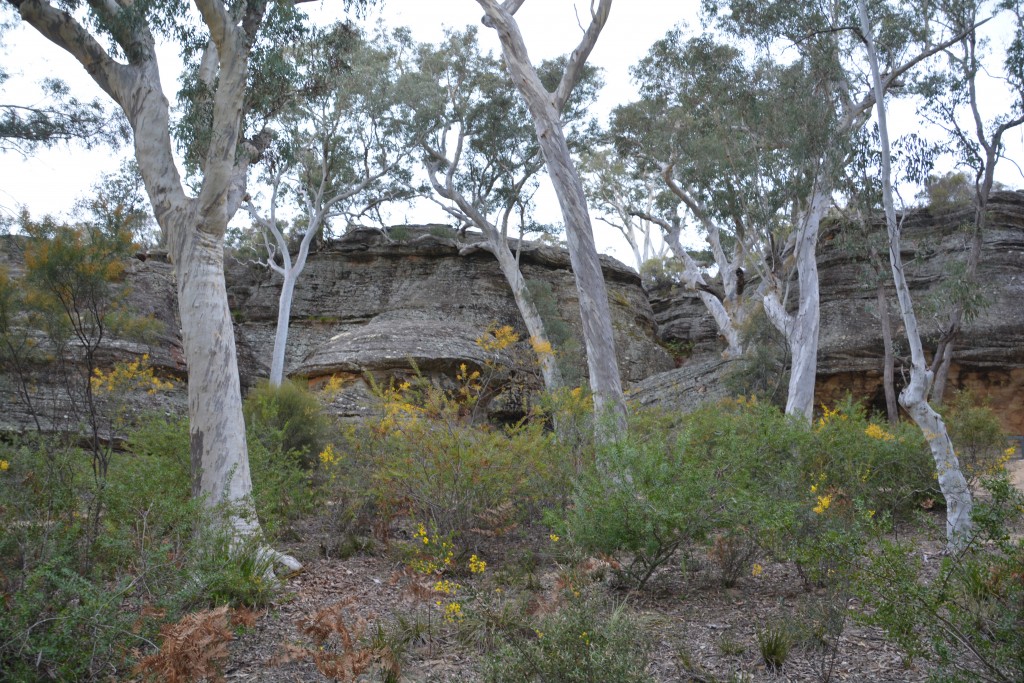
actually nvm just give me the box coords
[644,191,1024,434]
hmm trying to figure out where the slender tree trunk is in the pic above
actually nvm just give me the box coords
[662,224,743,358]
[877,281,899,425]
[269,271,297,387]
[860,0,972,550]
[478,0,627,434]
[490,245,563,391]
[536,121,626,429]
[763,185,826,424]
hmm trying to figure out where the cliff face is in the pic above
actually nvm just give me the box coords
[3,193,1022,436]
[226,228,673,419]
[0,228,673,432]
[642,191,1024,434]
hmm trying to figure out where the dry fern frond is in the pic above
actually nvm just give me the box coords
[272,599,387,682]
[471,501,518,537]
[135,606,233,683]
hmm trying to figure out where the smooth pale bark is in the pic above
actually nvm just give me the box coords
[637,207,744,358]
[859,0,972,550]
[763,183,828,423]
[470,240,564,392]
[246,193,327,388]
[477,0,626,432]
[14,0,299,570]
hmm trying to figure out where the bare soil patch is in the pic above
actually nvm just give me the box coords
[221,519,957,682]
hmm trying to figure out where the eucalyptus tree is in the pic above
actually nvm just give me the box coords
[475,0,626,431]
[583,147,671,273]
[611,32,823,363]
[858,0,973,550]
[913,0,1024,404]
[244,25,417,387]
[405,28,602,393]
[5,0,370,565]
[622,1,977,422]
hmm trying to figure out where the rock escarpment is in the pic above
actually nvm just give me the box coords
[0,228,673,432]
[226,228,673,419]
[639,191,1024,434]
[3,193,1022,437]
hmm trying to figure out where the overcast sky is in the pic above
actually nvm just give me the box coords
[2,1,1022,264]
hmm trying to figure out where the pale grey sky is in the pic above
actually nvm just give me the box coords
[2,1,1021,263]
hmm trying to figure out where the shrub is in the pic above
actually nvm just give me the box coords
[942,390,1011,486]
[563,432,706,589]
[243,379,330,469]
[352,371,572,543]
[854,474,1024,682]
[0,418,293,680]
[0,561,148,681]
[809,398,937,519]
[563,399,805,589]
[484,597,653,683]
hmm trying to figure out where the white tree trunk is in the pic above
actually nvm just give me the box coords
[661,222,743,358]
[175,226,258,527]
[859,0,972,550]
[14,0,301,571]
[489,245,563,391]
[762,184,827,424]
[477,0,627,432]
[270,273,297,387]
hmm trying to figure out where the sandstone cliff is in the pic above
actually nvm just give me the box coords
[0,228,673,432]
[637,191,1024,434]
[3,193,1021,437]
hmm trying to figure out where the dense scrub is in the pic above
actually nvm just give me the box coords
[0,332,1020,680]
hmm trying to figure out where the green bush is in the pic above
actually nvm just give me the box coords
[563,431,706,589]
[808,398,937,519]
[0,417,297,680]
[351,375,573,543]
[0,559,152,681]
[483,597,653,683]
[942,390,1011,486]
[855,474,1024,682]
[563,399,805,589]
[247,425,322,538]
[243,379,330,469]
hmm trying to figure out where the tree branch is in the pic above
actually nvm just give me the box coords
[552,0,612,112]
[13,0,126,103]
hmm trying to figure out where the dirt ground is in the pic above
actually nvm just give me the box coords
[219,460,1024,683]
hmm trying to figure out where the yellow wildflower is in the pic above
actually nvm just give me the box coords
[530,337,554,356]
[433,579,459,595]
[318,444,340,467]
[469,555,487,574]
[813,495,832,514]
[442,602,464,623]
[751,563,764,577]
[0,460,8,472]
[549,533,560,543]
[865,423,895,441]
